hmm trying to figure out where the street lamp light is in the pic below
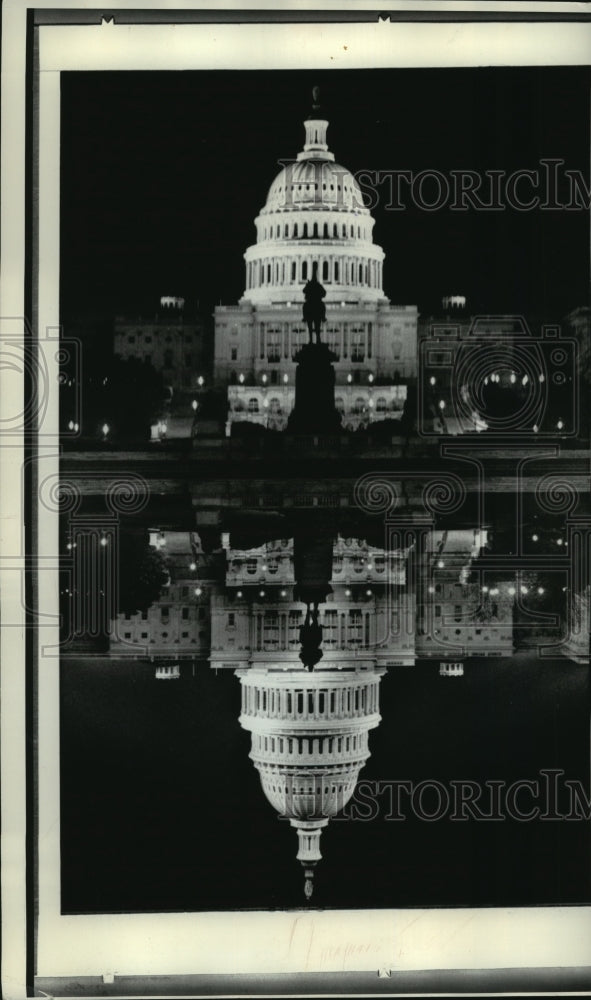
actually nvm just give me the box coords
[101,423,110,438]
[197,376,205,387]
[191,399,198,411]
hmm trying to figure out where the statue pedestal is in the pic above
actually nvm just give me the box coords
[287,343,342,435]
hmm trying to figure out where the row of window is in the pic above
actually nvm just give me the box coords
[120,349,194,368]
[123,606,207,621]
[243,683,377,716]
[252,609,371,651]
[260,322,373,362]
[255,732,366,756]
[233,395,397,414]
[121,631,206,641]
[259,220,369,241]
[123,332,197,344]
[246,257,382,289]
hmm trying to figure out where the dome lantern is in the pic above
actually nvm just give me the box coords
[299,85,334,162]
[299,118,333,161]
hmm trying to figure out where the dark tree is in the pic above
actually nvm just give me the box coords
[118,533,169,616]
[83,355,168,440]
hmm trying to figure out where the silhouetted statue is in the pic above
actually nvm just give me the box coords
[302,262,326,344]
[298,603,323,671]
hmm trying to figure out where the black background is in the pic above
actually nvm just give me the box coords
[60,66,590,336]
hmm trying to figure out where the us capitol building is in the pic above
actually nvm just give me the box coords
[214,95,417,432]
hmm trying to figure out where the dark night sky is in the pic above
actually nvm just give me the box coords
[60,66,590,333]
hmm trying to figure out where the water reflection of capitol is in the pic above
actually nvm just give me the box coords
[110,522,507,898]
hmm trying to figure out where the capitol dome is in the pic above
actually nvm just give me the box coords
[241,107,387,306]
[237,665,384,900]
[263,157,367,215]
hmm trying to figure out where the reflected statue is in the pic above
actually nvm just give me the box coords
[299,603,323,671]
[294,518,334,672]
[302,262,326,344]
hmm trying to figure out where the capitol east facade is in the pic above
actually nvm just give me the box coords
[213,103,418,433]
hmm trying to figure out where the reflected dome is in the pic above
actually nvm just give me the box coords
[237,664,384,899]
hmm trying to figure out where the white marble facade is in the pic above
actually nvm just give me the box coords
[214,110,418,428]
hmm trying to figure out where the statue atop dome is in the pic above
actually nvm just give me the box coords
[302,262,326,344]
